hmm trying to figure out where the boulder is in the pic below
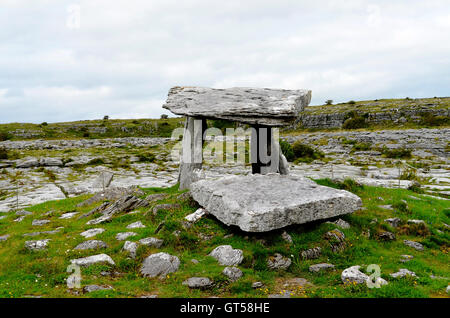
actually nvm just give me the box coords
[341,266,368,284]
[74,240,108,250]
[209,245,244,266]
[182,277,213,289]
[190,174,362,232]
[222,266,243,282]
[385,217,402,228]
[162,86,312,126]
[267,253,291,270]
[140,252,180,278]
[70,254,115,267]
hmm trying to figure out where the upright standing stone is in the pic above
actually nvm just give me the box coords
[179,117,207,190]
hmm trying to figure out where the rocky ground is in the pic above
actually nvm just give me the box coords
[0,128,448,212]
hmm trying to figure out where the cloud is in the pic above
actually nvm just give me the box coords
[0,0,449,123]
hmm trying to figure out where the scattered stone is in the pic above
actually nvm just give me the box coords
[309,263,335,273]
[126,221,146,229]
[407,219,426,225]
[80,228,105,238]
[378,205,393,210]
[152,203,181,215]
[222,266,243,282]
[341,266,368,284]
[268,291,291,298]
[191,259,199,264]
[327,218,350,229]
[139,237,164,248]
[83,285,113,293]
[281,231,293,244]
[385,218,402,228]
[0,234,10,241]
[87,195,149,225]
[70,254,115,267]
[301,247,321,260]
[209,245,244,266]
[252,282,264,289]
[390,269,417,278]
[324,229,346,253]
[59,212,78,219]
[184,208,207,224]
[0,215,6,220]
[32,219,50,226]
[404,240,424,251]
[123,241,138,259]
[378,231,396,241]
[74,240,108,250]
[190,174,362,232]
[116,232,137,241]
[14,216,26,222]
[267,253,291,270]
[140,252,180,278]
[25,239,50,251]
[16,210,32,216]
[400,255,414,263]
[23,227,63,237]
[182,277,213,289]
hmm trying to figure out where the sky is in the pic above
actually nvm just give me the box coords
[0,0,449,124]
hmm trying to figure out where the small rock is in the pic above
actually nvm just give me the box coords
[32,219,51,226]
[378,205,393,210]
[446,285,450,294]
[268,291,291,298]
[404,240,424,251]
[184,208,207,223]
[14,216,26,222]
[139,237,164,248]
[140,252,180,278]
[378,231,396,241]
[126,221,146,229]
[267,253,291,270]
[123,241,138,259]
[0,234,10,242]
[390,269,417,278]
[16,210,33,216]
[209,245,244,266]
[182,277,213,289]
[80,228,105,238]
[301,247,321,260]
[59,212,78,219]
[407,219,426,225]
[341,266,368,284]
[74,240,108,250]
[324,229,346,253]
[327,218,350,229]
[385,218,402,228]
[309,263,335,273]
[25,239,50,251]
[191,259,199,264]
[281,231,293,244]
[252,282,264,289]
[222,266,243,282]
[116,232,137,241]
[70,254,115,267]
[83,285,113,293]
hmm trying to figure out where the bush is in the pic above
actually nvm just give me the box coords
[342,117,367,129]
[279,140,295,162]
[0,147,8,160]
[380,147,412,159]
[352,142,372,152]
[325,99,333,105]
[40,122,48,126]
[160,114,169,119]
[292,141,324,163]
[0,132,11,141]
[137,153,156,163]
[348,100,356,105]
[87,158,105,165]
[420,113,449,126]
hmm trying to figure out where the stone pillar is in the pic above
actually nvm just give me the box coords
[178,116,207,190]
[251,126,280,174]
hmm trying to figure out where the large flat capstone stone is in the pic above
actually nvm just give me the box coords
[190,174,362,232]
[162,86,311,126]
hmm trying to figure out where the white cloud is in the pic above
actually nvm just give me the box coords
[0,0,449,123]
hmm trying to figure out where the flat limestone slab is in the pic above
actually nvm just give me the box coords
[190,174,362,232]
[163,86,312,126]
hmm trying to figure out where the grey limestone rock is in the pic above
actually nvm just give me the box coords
[209,245,244,266]
[74,240,108,250]
[140,252,180,278]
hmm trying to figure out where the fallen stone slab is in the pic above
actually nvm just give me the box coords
[378,231,396,241]
[209,245,244,266]
[25,239,50,251]
[70,254,115,267]
[163,86,312,126]
[87,195,149,225]
[80,228,105,238]
[74,240,108,250]
[190,174,362,232]
[182,277,213,289]
[140,252,180,278]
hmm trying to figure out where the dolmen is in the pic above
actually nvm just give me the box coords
[162,86,362,232]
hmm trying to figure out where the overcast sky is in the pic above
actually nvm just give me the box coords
[0,0,449,123]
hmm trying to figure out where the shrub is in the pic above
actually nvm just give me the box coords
[103,115,109,120]
[160,114,169,119]
[352,142,372,152]
[348,100,356,105]
[325,99,333,105]
[279,140,295,162]
[292,141,324,163]
[380,147,412,159]
[137,153,156,163]
[420,113,449,126]
[0,147,8,160]
[342,117,367,129]
[0,132,11,141]
[40,122,48,126]
[87,158,105,165]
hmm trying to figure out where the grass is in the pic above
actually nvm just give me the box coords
[0,180,448,298]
